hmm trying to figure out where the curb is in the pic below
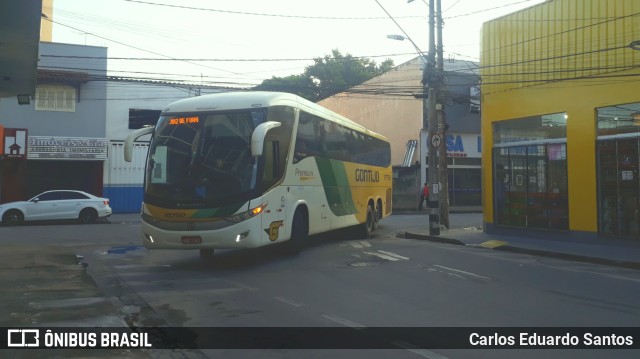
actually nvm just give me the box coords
[392,211,483,215]
[492,245,640,270]
[404,232,466,246]
[403,232,640,271]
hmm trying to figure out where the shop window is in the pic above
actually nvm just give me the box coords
[494,113,566,144]
[449,168,482,206]
[35,85,76,112]
[492,114,568,230]
[597,138,639,238]
[597,102,640,238]
[597,102,640,136]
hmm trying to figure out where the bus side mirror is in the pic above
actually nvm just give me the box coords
[251,121,281,157]
[124,126,155,162]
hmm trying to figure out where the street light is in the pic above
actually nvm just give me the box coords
[386,34,406,41]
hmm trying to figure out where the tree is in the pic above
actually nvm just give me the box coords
[254,49,394,102]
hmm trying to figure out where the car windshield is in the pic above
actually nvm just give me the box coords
[145,109,265,204]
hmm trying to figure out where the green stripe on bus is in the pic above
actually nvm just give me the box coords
[315,157,357,216]
[191,202,245,218]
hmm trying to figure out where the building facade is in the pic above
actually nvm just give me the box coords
[0,42,108,203]
[481,0,640,239]
[319,57,481,210]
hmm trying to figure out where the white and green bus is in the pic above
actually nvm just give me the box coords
[125,91,392,259]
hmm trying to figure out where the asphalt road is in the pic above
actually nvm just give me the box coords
[2,214,639,359]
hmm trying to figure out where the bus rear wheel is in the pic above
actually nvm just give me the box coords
[200,249,215,260]
[360,204,375,238]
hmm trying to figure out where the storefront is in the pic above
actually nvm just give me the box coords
[480,0,640,240]
[424,132,482,207]
[596,102,640,238]
[492,114,568,231]
[444,133,482,207]
[0,134,108,202]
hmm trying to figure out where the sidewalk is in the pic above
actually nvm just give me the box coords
[107,213,142,223]
[403,226,640,270]
[394,206,483,214]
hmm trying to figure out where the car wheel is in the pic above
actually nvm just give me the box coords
[3,210,24,226]
[79,208,98,224]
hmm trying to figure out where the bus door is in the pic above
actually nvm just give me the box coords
[261,139,287,244]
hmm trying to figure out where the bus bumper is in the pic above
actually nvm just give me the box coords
[140,216,263,250]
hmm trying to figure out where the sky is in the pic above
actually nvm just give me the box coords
[48,0,546,88]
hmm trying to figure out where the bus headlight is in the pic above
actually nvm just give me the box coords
[225,203,267,223]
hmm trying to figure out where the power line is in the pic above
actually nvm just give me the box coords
[124,0,423,20]
[481,72,640,96]
[43,17,243,76]
[373,0,427,59]
[41,53,640,92]
[40,52,414,62]
[480,44,630,70]
[444,0,540,20]
[480,11,640,54]
[443,0,464,13]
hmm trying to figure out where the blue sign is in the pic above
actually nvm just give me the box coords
[446,134,464,152]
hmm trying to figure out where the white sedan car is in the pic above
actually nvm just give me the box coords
[0,190,112,225]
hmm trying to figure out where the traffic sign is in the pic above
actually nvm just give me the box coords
[431,134,441,148]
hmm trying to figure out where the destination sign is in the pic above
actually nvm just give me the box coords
[169,117,199,125]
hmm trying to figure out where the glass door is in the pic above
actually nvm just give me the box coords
[507,147,527,227]
[526,145,548,228]
[597,138,640,238]
[493,143,568,230]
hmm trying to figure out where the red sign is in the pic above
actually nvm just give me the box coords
[2,128,28,159]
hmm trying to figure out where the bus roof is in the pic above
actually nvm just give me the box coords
[162,91,388,142]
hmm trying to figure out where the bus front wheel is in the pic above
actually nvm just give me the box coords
[288,210,308,254]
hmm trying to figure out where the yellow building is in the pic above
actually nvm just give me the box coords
[481,0,640,239]
[41,0,53,42]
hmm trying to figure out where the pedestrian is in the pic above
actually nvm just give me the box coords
[418,182,429,211]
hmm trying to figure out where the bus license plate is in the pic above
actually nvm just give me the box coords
[181,236,202,244]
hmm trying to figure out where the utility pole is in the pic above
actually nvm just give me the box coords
[435,0,449,229]
[426,0,440,235]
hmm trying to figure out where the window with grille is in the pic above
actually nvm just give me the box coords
[35,85,76,112]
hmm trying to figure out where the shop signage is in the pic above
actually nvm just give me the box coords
[445,134,482,158]
[27,136,108,160]
[423,133,482,158]
[2,128,28,159]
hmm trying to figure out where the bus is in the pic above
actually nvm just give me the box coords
[124,91,392,259]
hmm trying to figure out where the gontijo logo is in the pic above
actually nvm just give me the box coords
[355,169,379,183]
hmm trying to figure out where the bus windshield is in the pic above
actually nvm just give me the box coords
[145,109,265,204]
